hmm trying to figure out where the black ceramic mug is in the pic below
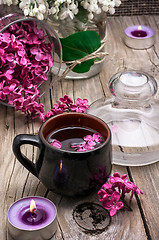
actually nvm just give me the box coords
[13,112,112,196]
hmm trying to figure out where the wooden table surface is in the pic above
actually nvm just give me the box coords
[1,15,159,240]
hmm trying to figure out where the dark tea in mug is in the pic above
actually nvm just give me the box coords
[46,126,104,151]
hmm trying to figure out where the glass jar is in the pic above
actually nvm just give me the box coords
[0,5,62,107]
[47,12,106,80]
[88,70,159,166]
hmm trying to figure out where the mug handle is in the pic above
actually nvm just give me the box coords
[12,134,43,178]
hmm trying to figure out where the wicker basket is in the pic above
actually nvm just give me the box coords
[112,0,159,16]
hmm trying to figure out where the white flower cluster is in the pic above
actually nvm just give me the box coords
[49,0,79,20]
[81,0,122,19]
[19,0,49,20]
[1,0,49,20]
[2,0,18,6]
[1,0,122,20]
[49,0,122,20]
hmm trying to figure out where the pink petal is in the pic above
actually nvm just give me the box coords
[116,201,124,210]
[5,53,15,62]
[20,57,27,65]
[93,133,101,139]
[35,52,43,61]
[113,172,121,177]
[76,98,88,105]
[30,46,39,55]
[84,145,94,150]
[8,61,16,68]
[27,33,39,43]
[87,140,96,147]
[9,83,16,91]
[18,49,25,57]
[11,34,16,42]
[111,191,121,203]
[83,135,93,141]
[0,48,4,55]
[109,206,117,217]
[98,188,106,197]
[45,111,54,118]
[121,174,127,180]
[50,139,62,149]
[77,148,86,152]
[103,182,112,189]
[60,95,73,104]
[136,187,144,195]
[0,91,6,100]
[102,199,113,209]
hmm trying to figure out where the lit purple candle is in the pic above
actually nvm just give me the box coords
[8,196,57,240]
[124,25,155,49]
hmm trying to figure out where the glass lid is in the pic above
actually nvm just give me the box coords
[88,70,159,166]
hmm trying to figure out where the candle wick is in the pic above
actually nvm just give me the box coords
[137,29,141,37]
[31,212,36,222]
[31,207,36,220]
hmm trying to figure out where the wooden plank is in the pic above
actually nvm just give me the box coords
[74,74,105,103]
[0,105,15,240]
[129,162,159,239]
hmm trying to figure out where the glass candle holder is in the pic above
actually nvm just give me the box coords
[0,5,62,107]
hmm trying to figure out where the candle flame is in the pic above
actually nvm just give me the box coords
[138,25,142,31]
[60,160,63,172]
[30,199,36,213]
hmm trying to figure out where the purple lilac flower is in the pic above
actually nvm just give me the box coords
[98,172,144,217]
[44,95,90,121]
[102,191,124,217]
[0,20,89,121]
[71,132,103,151]
[70,98,89,112]
[0,21,54,119]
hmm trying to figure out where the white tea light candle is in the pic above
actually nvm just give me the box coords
[124,25,155,49]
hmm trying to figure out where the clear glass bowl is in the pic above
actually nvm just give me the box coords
[88,70,159,166]
[0,5,62,107]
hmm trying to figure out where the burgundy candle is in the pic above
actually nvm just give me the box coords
[8,196,57,240]
[124,25,155,49]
